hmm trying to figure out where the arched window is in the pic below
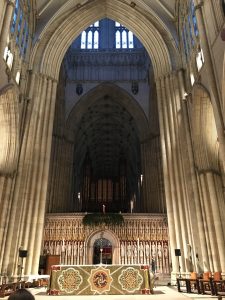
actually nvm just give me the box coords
[122,30,127,48]
[87,31,93,49]
[180,0,199,61]
[11,0,19,33]
[115,30,121,48]
[191,0,198,36]
[114,22,134,49]
[10,0,30,57]
[81,31,86,49]
[77,19,138,50]
[128,31,134,48]
[80,22,99,49]
[188,15,194,46]
[93,31,99,49]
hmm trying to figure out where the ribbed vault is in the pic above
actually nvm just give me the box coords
[31,0,178,80]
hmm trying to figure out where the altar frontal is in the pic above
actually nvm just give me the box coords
[48,264,153,295]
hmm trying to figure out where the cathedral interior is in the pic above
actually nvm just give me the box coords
[0,0,225,287]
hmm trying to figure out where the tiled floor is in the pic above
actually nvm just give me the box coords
[25,286,222,300]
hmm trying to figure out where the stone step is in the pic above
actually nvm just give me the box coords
[154,273,171,286]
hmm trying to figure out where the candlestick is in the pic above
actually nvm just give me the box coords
[130,199,134,213]
[137,238,140,264]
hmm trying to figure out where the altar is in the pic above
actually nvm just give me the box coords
[48,264,154,295]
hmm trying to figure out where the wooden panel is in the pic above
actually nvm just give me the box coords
[45,255,60,275]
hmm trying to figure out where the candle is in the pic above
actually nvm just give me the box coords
[103,205,105,213]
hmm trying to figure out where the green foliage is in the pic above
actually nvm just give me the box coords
[83,213,124,226]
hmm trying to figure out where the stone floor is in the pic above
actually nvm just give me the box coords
[24,286,223,300]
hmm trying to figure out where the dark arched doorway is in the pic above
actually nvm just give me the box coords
[93,238,112,264]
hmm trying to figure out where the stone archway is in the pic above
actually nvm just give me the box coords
[31,0,176,79]
[93,238,112,265]
[85,229,120,265]
[7,0,178,275]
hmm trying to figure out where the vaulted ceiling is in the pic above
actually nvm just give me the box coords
[34,0,177,42]
[36,0,176,20]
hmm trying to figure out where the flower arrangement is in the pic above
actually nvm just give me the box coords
[82,213,124,226]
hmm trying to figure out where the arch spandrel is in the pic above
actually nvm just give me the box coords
[30,0,175,80]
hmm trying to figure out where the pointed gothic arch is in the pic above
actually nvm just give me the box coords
[85,229,120,265]
[66,82,150,141]
[30,0,178,79]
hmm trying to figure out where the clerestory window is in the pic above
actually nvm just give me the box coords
[10,0,30,57]
[78,18,140,50]
[181,0,199,61]
[81,21,99,49]
[115,22,134,49]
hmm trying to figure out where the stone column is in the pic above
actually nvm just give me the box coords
[24,76,54,274]
[166,73,191,272]
[162,74,185,272]
[0,2,7,29]
[199,173,218,271]
[0,177,14,273]
[23,75,48,274]
[194,0,225,161]
[156,78,178,275]
[31,79,57,274]
[1,73,41,275]
[177,70,209,272]
[206,172,225,272]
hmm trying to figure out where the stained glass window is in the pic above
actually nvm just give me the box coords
[181,0,199,62]
[191,0,198,36]
[10,0,30,57]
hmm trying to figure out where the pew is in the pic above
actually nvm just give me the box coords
[0,281,25,298]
